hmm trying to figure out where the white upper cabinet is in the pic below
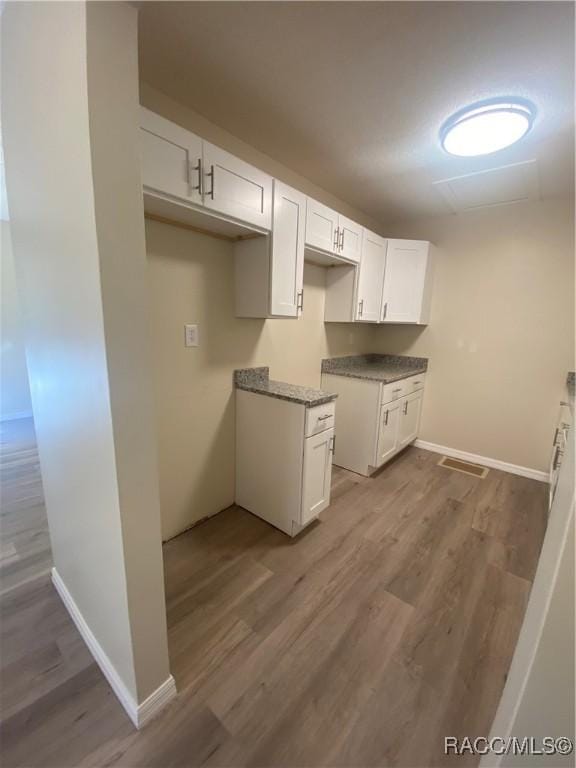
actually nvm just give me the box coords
[305,199,361,264]
[140,107,203,206]
[338,215,363,263]
[140,107,272,232]
[269,182,306,317]
[234,180,305,319]
[305,198,339,254]
[381,240,433,324]
[202,142,272,230]
[355,230,386,322]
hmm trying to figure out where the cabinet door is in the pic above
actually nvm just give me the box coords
[301,428,334,525]
[337,215,363,264]
[376,401,401,466]
[270,181,306,317]
[305,198,339,254]
[381,240,430,323]
[202,142,272,230]
[398,391,423,449]
[355,230,386,322]
[140,107,203,205]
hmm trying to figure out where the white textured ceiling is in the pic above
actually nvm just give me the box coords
[137,1,574,226]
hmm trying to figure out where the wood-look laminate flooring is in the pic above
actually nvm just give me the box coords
[0,417,548,768]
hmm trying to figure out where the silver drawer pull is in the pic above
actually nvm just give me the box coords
[317,414,333,421]
[392,388,402,394]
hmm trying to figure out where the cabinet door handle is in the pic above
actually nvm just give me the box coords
[296,290,304,312]
[333,227,340,252]
[358,299,364,317]
[553,445,564,470]
[318,414,333,421]
[382,302,388,319]
[403,401,408,415]
[339,228,345,250]
[384,409,389,425]
[189,159,202,195]
[330,435,336,453]
[205,164,215,199]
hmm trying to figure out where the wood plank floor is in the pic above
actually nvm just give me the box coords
[0,417,548,767]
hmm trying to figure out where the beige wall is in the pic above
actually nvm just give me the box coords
[0,220,32,419]
[146,220,373,539]
[2,0,170,708]
[372,198,575,473]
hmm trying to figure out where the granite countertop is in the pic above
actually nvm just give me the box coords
[321,354,428,383]
[234,367,338,408]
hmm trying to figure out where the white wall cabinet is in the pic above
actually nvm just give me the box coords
[325,236,433,325]
[305,199,362,264]
[236,391,335,536]
[305,198,339,255]
[355,230,387,322]
[381,239,433,324]
[320,372,425,476]
[324,228,386,323]
[140,107,272,232]
[140,108,203,206]
[235,181,306,318]
[202,142,272,230]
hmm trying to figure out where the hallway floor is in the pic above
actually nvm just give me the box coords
[0,418,548,767]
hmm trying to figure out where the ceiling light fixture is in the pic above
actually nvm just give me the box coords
[440,98,536,157]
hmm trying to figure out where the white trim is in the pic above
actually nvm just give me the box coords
[0,410,33,422]
[51,568,176,728]
[137,675,178,728]
[414,439,549,482]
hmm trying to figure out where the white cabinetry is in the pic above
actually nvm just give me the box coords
[305,199,362,264]
[305,199,339,255]
[325,236,434,325]
[140,108,203,206]
[140,107,272,232]
[320,373,425,476]
[324,228,386,323]
[235,181,306,318]
[202,142,272,230]
[355,230,386,322]
[236,392,335,536]
[381,240,433,324]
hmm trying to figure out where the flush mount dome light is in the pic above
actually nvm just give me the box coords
[440,98,536,157]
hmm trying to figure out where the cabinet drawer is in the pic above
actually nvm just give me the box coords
[305,402,336,437]
[381,374,425,404]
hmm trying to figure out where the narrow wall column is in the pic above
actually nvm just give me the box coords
[1,0,173,725]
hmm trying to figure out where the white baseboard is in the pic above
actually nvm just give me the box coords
[414,440,549,483]
[51,567,176,728]
[0,410,33,422]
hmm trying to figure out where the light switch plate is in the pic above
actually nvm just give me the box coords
[184,324,199,347]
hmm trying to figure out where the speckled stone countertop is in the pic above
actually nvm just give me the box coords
[234,367,338,407]
[321,354,428,383]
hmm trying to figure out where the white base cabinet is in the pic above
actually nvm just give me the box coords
[320,373,425,477]
[236,391,335,536]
